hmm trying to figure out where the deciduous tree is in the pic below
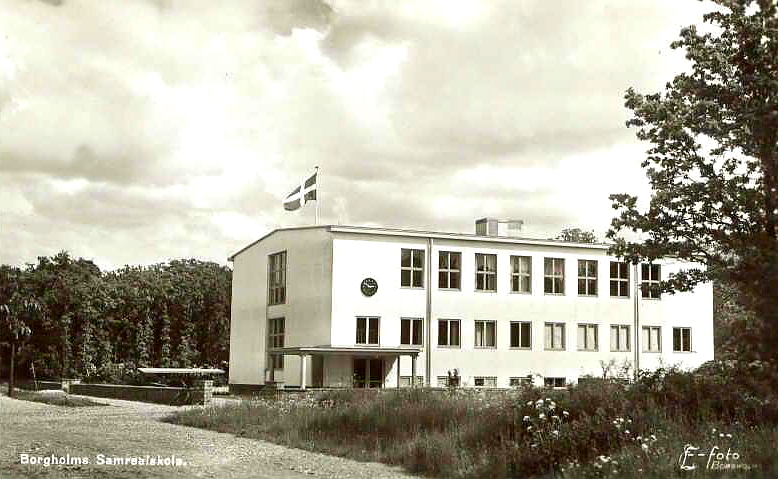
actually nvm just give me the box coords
[608,0,778,359]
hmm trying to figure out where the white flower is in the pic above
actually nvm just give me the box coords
[725,433,732,438]
[650,434,657,442]
[552,430,560,437]
[636,436,642,441]
[551,415,559,421]
[598,455,610,463]
[563,411,570,417]
[539,413,546,420]
[641,444,649,452]
[527,426,533,431]
[526,400,533,406]
[531,443,538,448]
[523,415,530,422]
[719,433,725,438]
[625,430,630,435]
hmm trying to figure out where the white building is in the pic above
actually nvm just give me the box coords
[227,222,713,392]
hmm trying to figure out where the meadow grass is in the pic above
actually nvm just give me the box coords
[165,363,778,478]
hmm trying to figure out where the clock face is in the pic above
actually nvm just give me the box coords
[360,277,378,297]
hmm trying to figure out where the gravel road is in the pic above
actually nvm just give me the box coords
[0,392,414,479]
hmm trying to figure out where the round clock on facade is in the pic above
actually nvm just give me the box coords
[360,277,378,297]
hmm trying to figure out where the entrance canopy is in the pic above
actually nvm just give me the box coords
[279,345,421,357]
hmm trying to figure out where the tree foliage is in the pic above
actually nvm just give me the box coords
[0,253,231,382]
[556,228,598,243]
[608,0,778,359]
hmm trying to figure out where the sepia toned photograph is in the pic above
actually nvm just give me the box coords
[1,0,776,477]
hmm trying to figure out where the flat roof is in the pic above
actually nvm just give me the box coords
[228,224,610,261]
[279,345,421,356]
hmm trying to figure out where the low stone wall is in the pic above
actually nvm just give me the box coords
[16,380,63,391]
[70,381,212,406]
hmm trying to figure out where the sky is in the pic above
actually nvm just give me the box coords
[0,0,714,270]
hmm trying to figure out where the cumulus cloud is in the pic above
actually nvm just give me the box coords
[0,0,712,269]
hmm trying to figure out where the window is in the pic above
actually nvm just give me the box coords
[437,319,461,347]
[577,324,598,351]
[609,262,630,297]
[438,251,461,289]
[401,249,425,288]
[475,253,497,291]
[642,326,661,352]
[268,251,286,305]
[474,320,496,348]
[510,255,532,293]
[544,377,566,388]
[577,260,598,296]
[544,322,565,350]
[544,258,565,294]
[673,327,692,352]
[641,264,661,299]
[399,376,424,387]
[474,376,497,387]
[356,317,380,345]
[437,375,460,387]
[268,317,285,369]
[610,325,630,352]
[510,322,532,349]
[510,376,533,387]
[401,318,423,346]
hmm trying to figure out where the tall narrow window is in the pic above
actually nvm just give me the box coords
[401,318,424,346]
[511,256,532,293]
[268,317,285,369]
[401,249,425,288]
[577,260,598,296]
[475,253,497,291]
[673,327,692,352]
[356,317,380,345]
[474,320,496,348]
[268,251,286,305]
[641,264,661,299]
[438,251,461,289]
[544,258,565,294]
[437,319,461,347]
[642,326,661,352]
[510,322,532,349]
[610,325,630,352]
[610,262,630,297]
[577,324,598,351]
[544,322,565,350]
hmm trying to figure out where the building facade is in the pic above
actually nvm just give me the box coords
[228,224,713,391]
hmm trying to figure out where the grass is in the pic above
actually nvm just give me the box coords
[164,362,778,478]
[12,389,108,407]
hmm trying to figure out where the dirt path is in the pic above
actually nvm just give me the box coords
[0,392,413,479]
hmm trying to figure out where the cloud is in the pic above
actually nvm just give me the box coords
[0,0,712,268]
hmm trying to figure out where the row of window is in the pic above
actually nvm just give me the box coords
[433,376,566,388]
[367,317,692,353]
[404,249,662,299]
[266,249,662,306]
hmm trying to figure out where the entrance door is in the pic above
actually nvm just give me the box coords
[312,356,324,388]
[352,358,384,388]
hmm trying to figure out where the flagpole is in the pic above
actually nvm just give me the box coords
[314,165,320,226]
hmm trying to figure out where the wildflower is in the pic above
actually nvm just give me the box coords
[636,436,642,441]
[563,410,570,417]
[527,426,533,431]
[530,443,538,448]
[552,430,560,437]
[625,430,630,435]
[539,413,546,420]
[598,455,610,463]
[719,433,725,438]
[725,433,732,438]
[650,434,657,442]
[526,400,533,406]
[641,444,649,452]
[551,415,559,421]
[523,415,530,422]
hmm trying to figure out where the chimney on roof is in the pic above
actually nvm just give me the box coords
[475,218,523,237]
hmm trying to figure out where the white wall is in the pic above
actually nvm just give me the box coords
[329,233,714,387]
[229,227,332,387]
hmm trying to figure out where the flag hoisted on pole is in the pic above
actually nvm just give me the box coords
[283,167,320,225]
